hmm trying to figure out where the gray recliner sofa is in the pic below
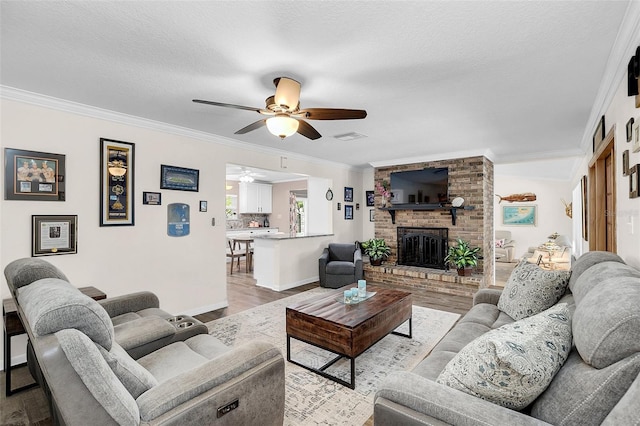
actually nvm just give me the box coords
[5,258,285,426]
[318,243,363,288]
[374,251,640,425]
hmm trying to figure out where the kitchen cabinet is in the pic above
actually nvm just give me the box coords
[239,182,272,213]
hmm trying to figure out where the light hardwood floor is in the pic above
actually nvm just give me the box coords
[1,260,516,425]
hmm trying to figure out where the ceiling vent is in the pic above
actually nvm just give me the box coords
[334,132,367,141]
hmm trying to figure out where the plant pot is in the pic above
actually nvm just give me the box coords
[457,267,472,276]
[370,258,383,266]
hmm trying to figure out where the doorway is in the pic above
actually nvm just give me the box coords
[588,128,616,252]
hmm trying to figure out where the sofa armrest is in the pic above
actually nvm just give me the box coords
[136,341,284,423]
[472,288,503,306]
[319,249,329,284]
[375,371,551,426]
[98,291,160,318]
[354,249,363,281]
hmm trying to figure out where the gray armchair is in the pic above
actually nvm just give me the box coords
[495,230,517,263]
[318,243,363,288]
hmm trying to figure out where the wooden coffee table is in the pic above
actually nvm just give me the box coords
[285,285,412,389]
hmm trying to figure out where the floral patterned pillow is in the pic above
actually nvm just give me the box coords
[497,261,570,320]
[495,238,506,248]
[437,303,572,410]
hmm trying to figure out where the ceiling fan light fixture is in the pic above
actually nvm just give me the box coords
[239,175,254,183]
[274,77,300,111]
[267,115,299,139]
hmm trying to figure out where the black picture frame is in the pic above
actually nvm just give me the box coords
[627,117,635,142]
[199,200,208,212]
[160,165,199,192]
[345,204,353,220]
[366,190,375,206]
[4,148,65,201]
[344,187,353,202]
[369,209,375,222]
[630,164,639,199]
[623,150,630,176]
[32,215,77,257]
[143,191,161,205]
[592,115,606,153]
[100,138,135,226]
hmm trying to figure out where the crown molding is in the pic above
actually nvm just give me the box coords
[369,148,496,168]
[580,1,640,153]
[0,85,356,172]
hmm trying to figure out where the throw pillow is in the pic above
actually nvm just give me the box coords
[436,303,572,410]
[495,239,506,248]
[497,261,570,320]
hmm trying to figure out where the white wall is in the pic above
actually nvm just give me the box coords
[571,74,640,269]
[494,175,573,258]
[0,97,363,368]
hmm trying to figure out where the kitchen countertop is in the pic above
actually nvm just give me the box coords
[253,233,334,240]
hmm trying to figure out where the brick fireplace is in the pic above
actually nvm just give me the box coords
[365,156,494,296]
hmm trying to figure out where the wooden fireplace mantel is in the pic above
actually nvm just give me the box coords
[379,204,475,225]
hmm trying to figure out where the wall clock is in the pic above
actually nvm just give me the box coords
[326,189,333,200]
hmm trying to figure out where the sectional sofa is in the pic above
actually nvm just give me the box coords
[374,251,640,425]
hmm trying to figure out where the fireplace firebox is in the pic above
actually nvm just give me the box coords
[397,227,448,269]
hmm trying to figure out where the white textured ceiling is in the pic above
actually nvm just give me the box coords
[0,1,631,173]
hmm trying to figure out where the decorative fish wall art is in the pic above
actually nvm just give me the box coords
[495,192,537,203]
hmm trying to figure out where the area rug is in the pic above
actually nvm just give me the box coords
[205,288,460,426]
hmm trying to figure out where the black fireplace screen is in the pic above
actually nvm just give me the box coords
[397,227,448,269]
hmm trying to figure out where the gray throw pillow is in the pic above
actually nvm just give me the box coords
[437,303,572,410]
[497,261,570,320]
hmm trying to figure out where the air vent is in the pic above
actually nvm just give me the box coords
[334,132,367,141]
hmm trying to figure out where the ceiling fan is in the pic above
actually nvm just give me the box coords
[193,77,367,140]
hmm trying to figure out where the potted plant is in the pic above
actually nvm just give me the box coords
[361,238,391,266]
[444,238,481,276]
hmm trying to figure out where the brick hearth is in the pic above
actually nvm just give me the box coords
[364,263,481,297]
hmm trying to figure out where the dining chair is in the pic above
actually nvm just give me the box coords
[226,238,246,275]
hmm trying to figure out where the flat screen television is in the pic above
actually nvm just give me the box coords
[390,167,449,205]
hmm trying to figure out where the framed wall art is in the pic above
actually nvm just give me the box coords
[630,165,639,199]
[160,165,199,192]
[100,138,134,226]
[4,148,65,201]
[502,205,537,226]
[143,191,161,205]
[632,121,640,153]
[626,117,635,142]
[32,215,77,257]
[623,150,630,176]
[592,115,605,153]
[581,175,588,241]
[345,204,353,220]
[199,200,208,212]
[369,209,375,222]
[344,187,353,202]
[366,190,375,206]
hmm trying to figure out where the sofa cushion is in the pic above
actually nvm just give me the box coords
[571,261,640,305]
[4,257,69,294]
[568,251,624,292]
[56,329,140,425]
[18,278,114,350]
[326,261,356,275]
[328,243,355,261]
[531,350,640,426]
[137,341,209,383]
[573,277,640,369]
[436,303,572,410]
[497,261,570,320]
[97,342,158,399]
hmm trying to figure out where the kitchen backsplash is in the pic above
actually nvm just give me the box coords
[226,214,269,229]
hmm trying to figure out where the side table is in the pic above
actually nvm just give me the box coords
[3,286,106,397]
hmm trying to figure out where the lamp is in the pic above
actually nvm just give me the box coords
[266,114,299,139]
[108,160,127,177]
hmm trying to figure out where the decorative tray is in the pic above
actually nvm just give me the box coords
[336,291,376,305]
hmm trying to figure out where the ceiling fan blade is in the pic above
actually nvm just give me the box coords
[296,119,321,140]
[297,108,367,120]
[234,119,266,134]
[273,77,301,112]
[193,99,262,113]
